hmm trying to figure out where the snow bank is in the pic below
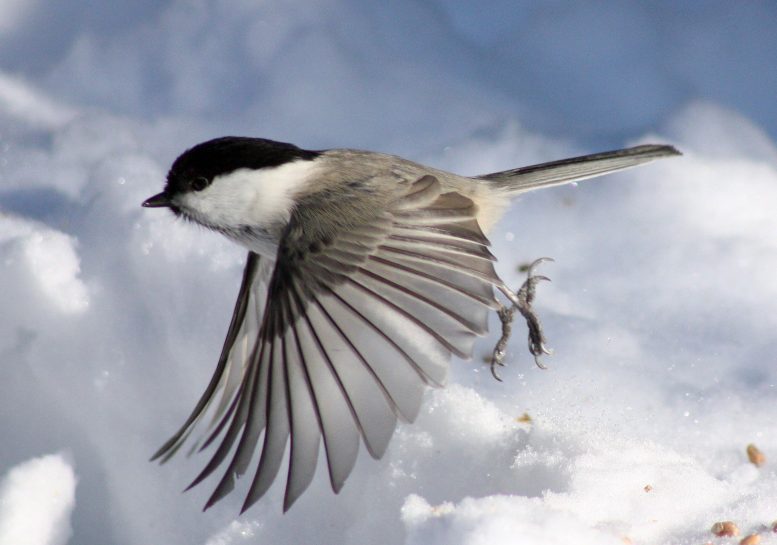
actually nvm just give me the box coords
[0,454,76,545]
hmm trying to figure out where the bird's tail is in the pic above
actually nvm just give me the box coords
[477,144,681,194]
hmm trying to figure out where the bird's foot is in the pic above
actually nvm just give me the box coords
[490,257,554,381]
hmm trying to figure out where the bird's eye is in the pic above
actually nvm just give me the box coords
[191,176,209,191]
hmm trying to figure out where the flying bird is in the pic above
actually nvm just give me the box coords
[143,137,679,512]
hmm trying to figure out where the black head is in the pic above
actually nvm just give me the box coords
[142,137,320,210]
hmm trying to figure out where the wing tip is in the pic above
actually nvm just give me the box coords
[202,478,236,512]
[149,450,165,463]
[240,488,263,514]
[363,434,393,461]
[149,435,181,463]
[242,499,260,515]
[282,490,299,513]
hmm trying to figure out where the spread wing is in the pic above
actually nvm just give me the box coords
[153,175,504,512]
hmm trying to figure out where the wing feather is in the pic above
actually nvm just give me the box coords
[379,244,498,281]
[241,336,289,513]
[331,280,451,389]
[368,254,498,308]
[293,299,360,494]
[346,274,471,358]
[323,286,432,421]
[364,258,492,334]
[282,304,323,510]
[150,253,265,463]
[198,339,270,503]
[312,294,398,457]
[387,233,495,260]
[205,275,264,432]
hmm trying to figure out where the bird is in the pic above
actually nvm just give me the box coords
[142,136,680,513]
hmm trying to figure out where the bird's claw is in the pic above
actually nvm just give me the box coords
[490,257,554,379]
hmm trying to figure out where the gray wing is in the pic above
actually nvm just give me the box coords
[151,251,271,463]
[155,175,503,512]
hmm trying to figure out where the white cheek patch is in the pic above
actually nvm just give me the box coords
[178,160,320,230]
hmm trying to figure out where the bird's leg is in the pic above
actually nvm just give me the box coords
[490,257,554,381]
[490,304,516,381]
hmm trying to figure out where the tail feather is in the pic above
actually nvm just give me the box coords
[478,144,681,194]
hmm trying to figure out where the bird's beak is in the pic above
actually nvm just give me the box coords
[142,192,172,208]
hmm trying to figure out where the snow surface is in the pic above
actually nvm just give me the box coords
[1,2,777,544]
[0,454,76,545]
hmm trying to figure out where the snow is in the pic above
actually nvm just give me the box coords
[1,2,776,544]
[0,454,77,545]
[0,217,90,314]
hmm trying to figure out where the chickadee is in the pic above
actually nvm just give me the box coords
[143,137,679,513]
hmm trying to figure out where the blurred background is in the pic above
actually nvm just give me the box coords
[1,2,776,545]
[2,1,776,154]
